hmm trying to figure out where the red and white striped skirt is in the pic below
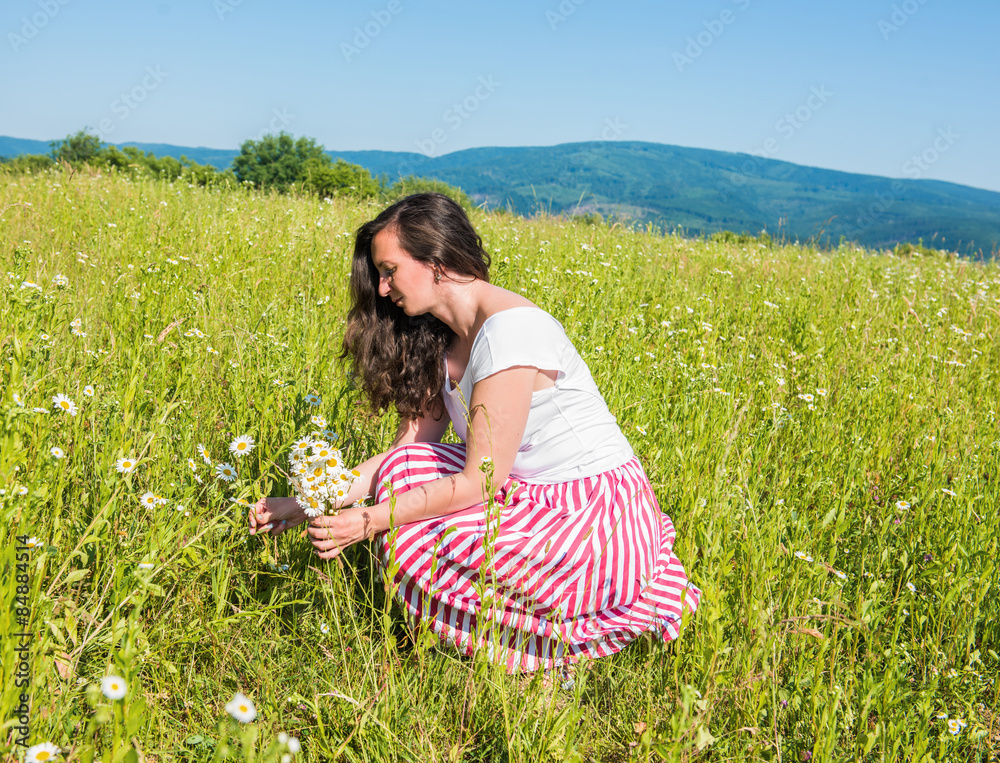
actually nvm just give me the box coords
[374,442,700,672]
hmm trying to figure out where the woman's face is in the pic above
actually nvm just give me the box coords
[371,228,438,316]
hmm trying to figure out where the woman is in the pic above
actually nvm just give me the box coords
[250,193,699,671]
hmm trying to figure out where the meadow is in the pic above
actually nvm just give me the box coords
[1,167,998,762]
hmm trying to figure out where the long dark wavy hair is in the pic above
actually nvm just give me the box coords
[342,193,491,420]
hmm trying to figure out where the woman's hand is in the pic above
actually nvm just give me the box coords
[249,496,307,536]
[306,509,372,560]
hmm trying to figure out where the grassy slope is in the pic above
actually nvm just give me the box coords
[6,135,1000,255]
[1,167,999,762]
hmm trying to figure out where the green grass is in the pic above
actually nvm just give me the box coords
[1,166,998,762]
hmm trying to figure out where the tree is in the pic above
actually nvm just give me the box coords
[50,130,103,165]
[300,158,381,199]
[232,133,329,192]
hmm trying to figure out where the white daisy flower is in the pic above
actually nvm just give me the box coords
[137,562,154,570]
[225,692,257,723]
[310,415,327,428]
[941,488,956,496]
[25,742,61,762]
[83,385,95,397]
[13,393,24,406]
[229,434,255,457]
[139,492,158,509]
[52,393,78,416]
[33,407,50,414]
[101,675,128,700]
[115,457,137,474]
[906,581,916,593]
[286,737,301,754]
[896,500,911,510]
[304,394,321,406]
[187,458,197,472]
[947,718,966,735]
[24,535,41,547]
[40,333,51,341]
[832,569,847,580]
[16,486,29,496]
[797,393,814,402]
[197,444,212,465]
[52,273,69,288]
[215,462,237,482]
[794,551,814,562]
[51,446,66,459]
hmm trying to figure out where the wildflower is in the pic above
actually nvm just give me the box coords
[896,500,911,510]
[304,394,321,406]
[197,444,212,465]
[115,457,137,474]
[207,346,219,355]
[33,407,50,414]
[319,623,329,634]
[51,447,65,459]
[941,488,956,496]
[83,385,94,397]
[25,536,40,547]
[139,492,158,509]
[16,486,29,496]
[287,737,301,754]
[187,458,197,472]
[216,462,237,481]
[13,393,24,406]
[906,581,916,593]
[310,415,327,428]
[776,377,786,386]
[832,569,847,580]
[101,675,128,700]
[40,333,51,341]
[229,435,255,457]
[52,393,78,416]
[947,718,967,735]
[225,692,257,723]
[797,393,814,402]
[794,551,814,562]
[25,742,61,761]
[816,388,828,397]
[20,281,42,291]
[52,273,69,288]
[137,562,154,570]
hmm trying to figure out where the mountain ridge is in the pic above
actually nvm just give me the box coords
[3,135,997,255]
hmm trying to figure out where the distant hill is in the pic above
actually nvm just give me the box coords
[3,135,998,256]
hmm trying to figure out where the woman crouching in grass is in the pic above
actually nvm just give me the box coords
[250,192,699,671]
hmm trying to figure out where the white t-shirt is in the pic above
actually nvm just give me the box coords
[442,306,634,484]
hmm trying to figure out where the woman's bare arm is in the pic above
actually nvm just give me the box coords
[306,367,536,558]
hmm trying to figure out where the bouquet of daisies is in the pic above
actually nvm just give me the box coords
[287,437,361,518]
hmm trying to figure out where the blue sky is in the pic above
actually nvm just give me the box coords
[3,0,998,191]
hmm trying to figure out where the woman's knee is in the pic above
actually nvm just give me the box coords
[375,442,466,501]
